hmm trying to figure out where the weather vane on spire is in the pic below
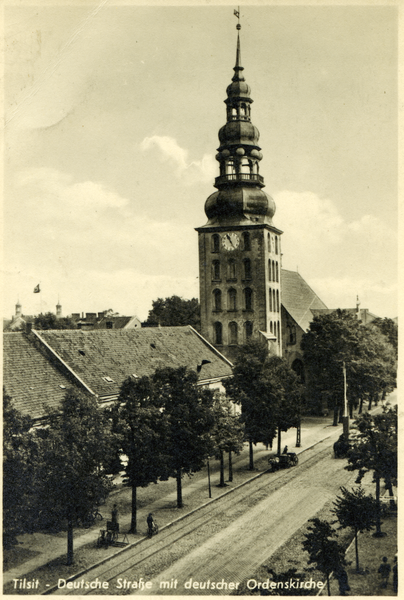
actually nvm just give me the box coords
[234,6,241,30]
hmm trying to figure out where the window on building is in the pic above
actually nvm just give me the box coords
[273,289,276,312]
[212,234,220,253]
[269,287,272,312]
[214,322,223,345]
[243,258,252,280]
[243,231,251,251]
[270,321,273,333]
[287,323,296,345]
[227,259,236,280]
[268,260,272,282]
[213,289,222,311]
[268,233,271,252]
[245,321,253,340]
[275,236,279,254]
[106,321,113,329]
[278,321,280,343]
[229,321,238,345]
[212,260,221,280]
[228,288,237,311]
[276,262,279,282]
[276,289,280,312]
[244,287,253,310]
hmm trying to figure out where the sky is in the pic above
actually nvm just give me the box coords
[3,1,398,322]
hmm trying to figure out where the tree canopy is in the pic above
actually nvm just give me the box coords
[36,390,115,564]
[111,375,170,533]
[301,310,396,420]
[225,341,303,467]
[146,296,200,330]
[33,312,77,329]
[345,406,397,537]
[153,366,215,507]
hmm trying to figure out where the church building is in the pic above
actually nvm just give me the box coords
[196,21,282,362]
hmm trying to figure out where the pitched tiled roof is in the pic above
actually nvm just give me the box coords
[36,326,233,399]
[3,333,78,420]
[281,269,327,332]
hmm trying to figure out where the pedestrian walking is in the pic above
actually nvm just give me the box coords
[393,555,398,593]
[283,445,288,454]
[111,504,119,527]
[335,567,350,596]
[378,557,391,588]
[147,512,154,536]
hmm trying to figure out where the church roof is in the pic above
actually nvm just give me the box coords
[311,308,379,326]
[281,269,328,332]
[4,327,233,420]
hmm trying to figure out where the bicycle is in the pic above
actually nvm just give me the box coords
[148,522,159,537]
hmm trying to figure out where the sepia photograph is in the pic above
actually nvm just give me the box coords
[3,1,398,597]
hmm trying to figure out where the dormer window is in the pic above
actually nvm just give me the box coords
[102,376,114,383]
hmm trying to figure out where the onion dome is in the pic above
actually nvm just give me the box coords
[201,23,276,226]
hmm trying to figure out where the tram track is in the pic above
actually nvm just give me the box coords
[46,435,338,595]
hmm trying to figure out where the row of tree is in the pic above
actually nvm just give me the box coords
[301,311,397,422]
[4,343,303,564]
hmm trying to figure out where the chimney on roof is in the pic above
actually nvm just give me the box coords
[25,322,33,334]
[356,295,361,320]
[15,300,22,318]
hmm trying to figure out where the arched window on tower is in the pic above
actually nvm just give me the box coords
[227,259,236,280]
[270,321,273,333]
[268,233,271,252]
[229,322,238,345]
[276,262,279,282]
[214,322,223,345]
[273,289,276,312]
[243,231,251,251]
[243,258,252,280]
[245,321,253,341]
[268,260,272,282]
[213,289,222,311]
[240,157,250,174]
[212,260,221,280]
[276,290,280,312]
[269,287,272,312]
[228,288,237,311]
[278,321,281,343]
[244,287,253,310]
[212,234,220,253]
[226,160,236,175]
[275,236,279,254]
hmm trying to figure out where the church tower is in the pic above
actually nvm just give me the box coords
[196,18,282,361]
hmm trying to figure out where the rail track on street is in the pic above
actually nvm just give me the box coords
[46,433,352,596]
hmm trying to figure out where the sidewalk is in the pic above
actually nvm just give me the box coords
[4,416,340,586]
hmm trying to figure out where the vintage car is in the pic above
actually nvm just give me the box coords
[268,452,299,472]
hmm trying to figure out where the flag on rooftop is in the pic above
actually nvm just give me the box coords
[33,284,40,293]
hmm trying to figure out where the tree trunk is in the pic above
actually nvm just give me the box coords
[228,451,233,482]
[358,397,363,414]
[349,403,353,419]
[385,475,396,510]
[332,405,339,426]
[338,407,343,423]
[249,439,254,470]
[368,394,373,411]
[129,483,137,533]
[219,450,225,487]
[373,475,385,537]
[67,518,74,565]
[355,530,360,572]
[277,426,282,456]
[176,468,183,508]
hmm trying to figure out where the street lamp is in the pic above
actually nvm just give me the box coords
[342,361,349,441]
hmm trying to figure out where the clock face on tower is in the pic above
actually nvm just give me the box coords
[222,233,240,251]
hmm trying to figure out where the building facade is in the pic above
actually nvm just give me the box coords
[196,25,282,361]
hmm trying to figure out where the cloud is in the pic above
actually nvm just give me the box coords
[141,135,216,184]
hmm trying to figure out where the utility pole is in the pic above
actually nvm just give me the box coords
[342,362,349,441]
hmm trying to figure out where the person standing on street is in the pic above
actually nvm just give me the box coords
[378,557,391,588]
[147,513,154,536]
